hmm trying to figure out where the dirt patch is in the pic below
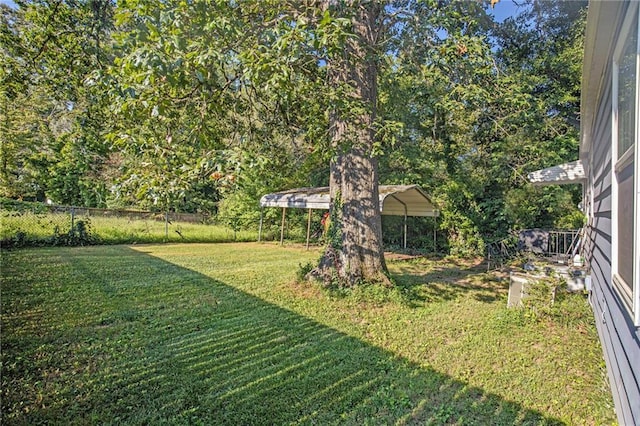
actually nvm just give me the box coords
[384,252,425,261]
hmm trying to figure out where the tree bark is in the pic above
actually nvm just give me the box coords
[311,1,389,286]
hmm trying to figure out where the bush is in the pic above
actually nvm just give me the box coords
[296,261,316,282]
[522,275,567,321]
[57,219,98,246]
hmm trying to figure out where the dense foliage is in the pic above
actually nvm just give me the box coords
[0,0,587,255]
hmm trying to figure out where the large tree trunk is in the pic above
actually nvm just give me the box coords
[312,1,389,286]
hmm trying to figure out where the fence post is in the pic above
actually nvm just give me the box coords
[71,207,75,230]
[234,217,237,241]
[165,211,169,242]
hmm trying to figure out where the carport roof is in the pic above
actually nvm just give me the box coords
[260,185,439,217]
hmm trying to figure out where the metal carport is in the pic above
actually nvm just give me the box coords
[259,185,440,249]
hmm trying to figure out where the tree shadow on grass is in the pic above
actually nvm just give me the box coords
[390,257,508,305]
[2,246,562,425]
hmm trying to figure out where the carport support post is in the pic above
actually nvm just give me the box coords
[258,207,264,242]
[433,214,437,253]
[389,194,409,250]
[403,212,407,250]
[305,208,312,250]
[280,207,286,246]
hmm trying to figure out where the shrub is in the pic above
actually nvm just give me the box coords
[522,275,567,320]
[296,261,316,282]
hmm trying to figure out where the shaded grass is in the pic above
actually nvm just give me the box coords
[1,244,616,424]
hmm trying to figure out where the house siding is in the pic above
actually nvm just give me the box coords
[584,12,640,423]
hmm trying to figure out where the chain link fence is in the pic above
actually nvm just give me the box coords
[1,201,259,248]
[2,200,442,251]
[2,205,72,246]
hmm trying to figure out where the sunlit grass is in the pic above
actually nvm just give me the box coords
[0,211,258,245]
[88,215,258,244]
[1,211,72,240]
[1,243,616,424]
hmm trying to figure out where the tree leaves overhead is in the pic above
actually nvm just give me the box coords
[1,0,587,252]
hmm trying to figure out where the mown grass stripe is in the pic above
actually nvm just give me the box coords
[1,243,616,425]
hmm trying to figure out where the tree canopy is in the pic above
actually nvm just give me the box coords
[1,0,587,281]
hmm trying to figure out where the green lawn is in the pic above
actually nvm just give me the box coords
[0,211,260,246]
[1,243,616,425]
